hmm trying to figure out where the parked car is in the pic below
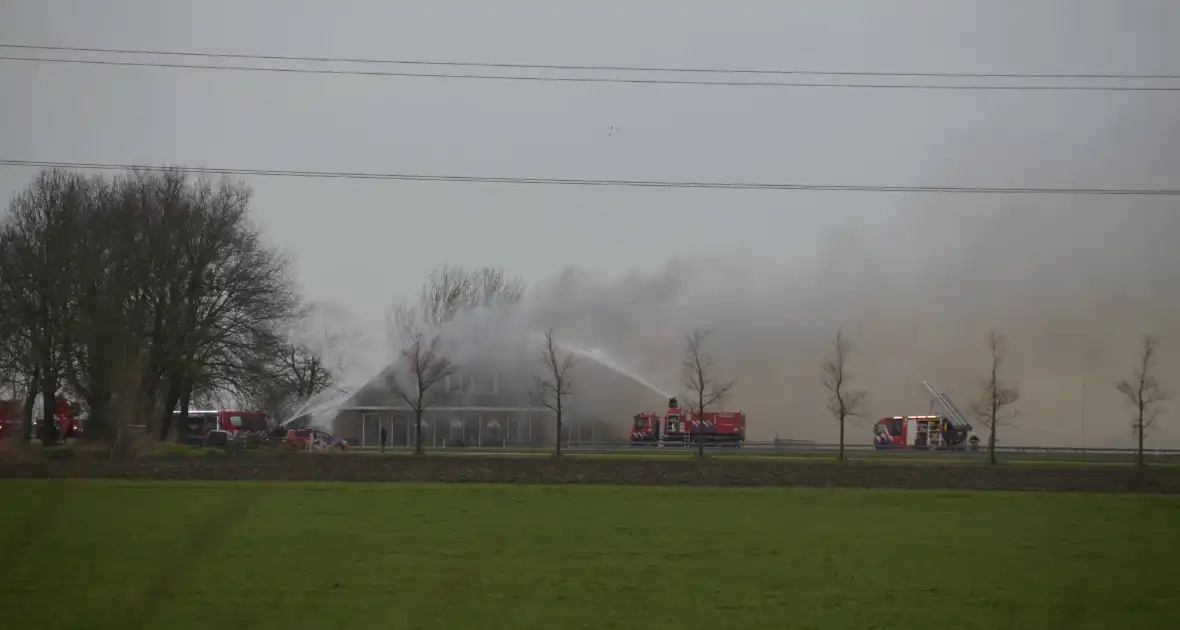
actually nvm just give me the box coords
[285,428,348,452]
[203,429,231,448]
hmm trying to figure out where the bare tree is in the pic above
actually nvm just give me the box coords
[970,330,1020,465]
[387,331,456,455]
[389,265,525,340]
[46,169,299,442]
[822,328,867,462]
[54,168,206,442]
[63,170,158,443]
[290,301,364,380]
[155,176,298,441]
[530,327,576,457]
[0,327,38,445]
[1116,335,1169,468]
[0,169,97,445]
[253,344,333,419]
[0,257,18,399]
[249,302,360,422]
[0,167,302,448]
[0,226,38,443]
[377,266,521,453]
[419,265,525,329]
[682,328,735,459]
[173,236,298,435]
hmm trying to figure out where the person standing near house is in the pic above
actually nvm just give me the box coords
[379,426,388,454]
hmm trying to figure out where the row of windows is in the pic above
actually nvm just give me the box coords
[353,413,607,447]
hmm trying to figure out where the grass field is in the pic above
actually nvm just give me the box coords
[2,482,1178,630]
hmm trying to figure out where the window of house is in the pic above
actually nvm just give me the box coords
[362,413,381,447]
[466,371,499,395]
[445,374,465,393]
[444,371,499,394]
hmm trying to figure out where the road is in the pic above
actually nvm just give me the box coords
[349,440,1180,463]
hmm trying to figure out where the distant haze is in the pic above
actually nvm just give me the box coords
[2,0,1177,447]
[507,202,1178,448]
[338,198,1179,449]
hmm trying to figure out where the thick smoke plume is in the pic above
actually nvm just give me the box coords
[328,203,1178,449]
[541,205,1180,448]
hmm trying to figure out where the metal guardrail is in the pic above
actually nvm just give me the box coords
[346,440,1180,457]
[121,424,1179,457]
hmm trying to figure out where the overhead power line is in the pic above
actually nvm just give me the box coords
[5,55,1179,92]
[1,46,1177,92]
[5,43,1179,81]
[3,159,1178,196]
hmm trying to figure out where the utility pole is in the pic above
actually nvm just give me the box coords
[1080,381,1088,460]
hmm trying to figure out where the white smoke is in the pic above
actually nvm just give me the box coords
[311,203,1178,448]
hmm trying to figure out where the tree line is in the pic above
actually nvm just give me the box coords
[0,168,334,448]
[1,168,1167,465]
[351,259,1171,466]
[822,328,1169,467]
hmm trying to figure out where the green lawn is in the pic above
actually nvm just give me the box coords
[1,482,1177,630]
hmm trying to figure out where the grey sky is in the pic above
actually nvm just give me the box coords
[2,1,1178,445]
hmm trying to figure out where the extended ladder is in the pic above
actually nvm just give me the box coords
[920,380,972,430]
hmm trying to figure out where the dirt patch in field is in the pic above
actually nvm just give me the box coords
[2,451,1179,493]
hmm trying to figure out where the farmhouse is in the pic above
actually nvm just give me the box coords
[329,340,666,448]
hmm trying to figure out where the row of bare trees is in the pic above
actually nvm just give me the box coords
[0,167,326,447]
[822,328,1169,467]
[534,326,735,459]
[377,268,1169,466]
[375,264,738,460]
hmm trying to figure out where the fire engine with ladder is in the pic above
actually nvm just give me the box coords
[873,380,979,450]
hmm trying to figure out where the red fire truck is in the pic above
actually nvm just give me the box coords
[873,381,974,450]
[0,400,20,440]
[0,397,82,441]
[873,415,972,449]
[630,397,745,446]
[177,409,271,446]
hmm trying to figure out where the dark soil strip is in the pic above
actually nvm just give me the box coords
[3,453,1180,493]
